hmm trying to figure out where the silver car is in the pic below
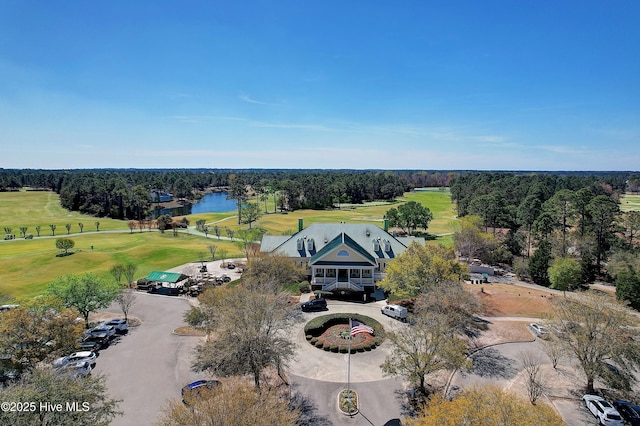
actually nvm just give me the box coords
[55,361,92,378]
[53,351,97,368]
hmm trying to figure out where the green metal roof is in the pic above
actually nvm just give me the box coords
[146,270,183,283]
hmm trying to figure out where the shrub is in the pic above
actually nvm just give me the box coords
[305,335,312,341]
[310,337,318,345]
[315,341,324,349]
[330,345,338,353]
[339,346,348,353]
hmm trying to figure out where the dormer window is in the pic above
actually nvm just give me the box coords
[297,239,304,251]
[306,238,314,251]
[373,240,380,251]
[384,240,391,252]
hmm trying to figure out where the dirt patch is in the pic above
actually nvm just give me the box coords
[469,321,534,348]
[174,326,206,336]
[467,283,556,318]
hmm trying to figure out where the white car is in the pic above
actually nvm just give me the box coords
[53,351,97,368]
[55,361,92,378]
[529,323,547,337]
[381,304,408,321]
[583,394,624,426]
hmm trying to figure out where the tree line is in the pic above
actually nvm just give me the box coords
[449,172,640,309]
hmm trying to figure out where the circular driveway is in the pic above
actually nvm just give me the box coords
[289,299,407,382]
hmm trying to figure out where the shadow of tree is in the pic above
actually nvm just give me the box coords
[468,347,519,379]
[289,387,334,426]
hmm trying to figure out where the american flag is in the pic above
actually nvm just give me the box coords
[350,320,374,336]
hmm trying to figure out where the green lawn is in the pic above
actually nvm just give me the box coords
[0,188,457,299]
[620,193,640,212]
[0,190,126,234]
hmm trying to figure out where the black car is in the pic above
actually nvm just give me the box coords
[76,338,102,352]
[301,298,327,312]
[613,400,640,426]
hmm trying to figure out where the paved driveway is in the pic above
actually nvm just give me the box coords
[92,293,202,426]
[451,339,599,425]
[94,296,409,425]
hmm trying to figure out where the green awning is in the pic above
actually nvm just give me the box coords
[146,270,183,283]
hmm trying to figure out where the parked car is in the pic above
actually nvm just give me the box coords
[53,351,97,368]
[83,329,110,346]
[226,262,236,269]
[181,379,221,405]
[583,394,624,426]
[76,337,102,352]
[89,324,116,339]
[102,318,129,334]
[381,304,408,321]
[301,298,327,312]
[529,323,547,337]
[54,360,92,378]
[613,400,640,426]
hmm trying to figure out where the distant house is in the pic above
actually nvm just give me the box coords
[260,219,425,297]
[149,190,174,203]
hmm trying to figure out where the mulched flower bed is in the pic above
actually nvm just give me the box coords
[316,324,375,348]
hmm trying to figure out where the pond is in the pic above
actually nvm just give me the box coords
[191,192,237,214]
[152,192,236,218]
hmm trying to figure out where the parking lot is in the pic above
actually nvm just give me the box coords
[92,293,201,426]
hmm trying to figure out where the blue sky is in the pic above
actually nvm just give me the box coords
[1,1,639,170]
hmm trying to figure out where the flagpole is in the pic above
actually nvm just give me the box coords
[347,317,351,394]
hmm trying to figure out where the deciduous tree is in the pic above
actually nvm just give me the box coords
[548,256,582,294]
[378,242,467,298]
[240,202,262,229]
[189,286,295,389]
[0,368,122,426]
[548,291,640,393]
[0,296,83,370]
[385,201,433,235]
[55,238,75,256]
[47,273,120,329]
[381,310,470,398]
[156,380,298,426]
[406,386,562,426]
[241,253,306,293]
[453,215,497,263]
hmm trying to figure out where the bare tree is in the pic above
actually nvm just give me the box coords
[115,288,136,321]
[110,264,125,286]
[65,223,71,234]
[35,225,41,237]
[519,351,546,404]
[542,336,563,369]
[381,311,470,398]
[78,222,84,233]
[157,380,298,426]
[19,226,27,237]
[95,221,100,232]
[189,286,296,390]
[123,263,138,288]
[49,224,56,236]
[208,244,217,261]
[547,291,640,393]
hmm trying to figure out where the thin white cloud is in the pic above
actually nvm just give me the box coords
[239,92,278,106]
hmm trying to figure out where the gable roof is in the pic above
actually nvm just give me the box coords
[309,232,377,266]
[260,222,424,259]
